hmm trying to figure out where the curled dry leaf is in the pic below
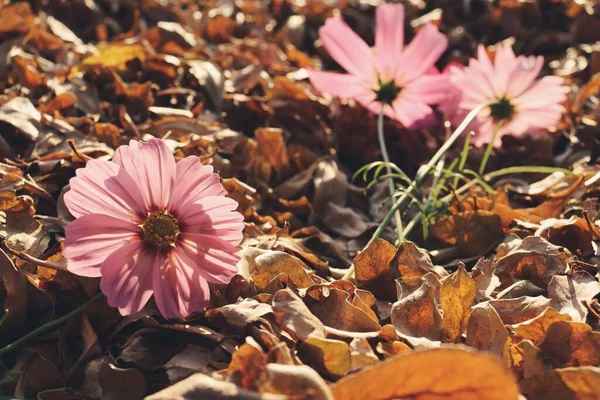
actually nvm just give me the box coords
[511,307,571,346]
[539,321,600,368]
[298,337,352,379]
[466,302,509,358]
[353,237,397,301]
[520,367,600,400]
[261,363,334,400]
[548,272,600,322]
[493,236,571,288]
[439,264,476,343]
[391,279,443,341]
[238,247,315,292]
[145,373,286,400]
[272,288,326,341]
[330,346,520,400]
[392,241,447,294]
[489,296,552,324]
[210,298,273,327]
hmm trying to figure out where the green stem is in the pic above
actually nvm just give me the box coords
[342,103,487,280]
[478,120,504,175]
[0,292,105,357]
[376,109,405,242]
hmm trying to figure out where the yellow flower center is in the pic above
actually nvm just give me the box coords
[142,210,180,249]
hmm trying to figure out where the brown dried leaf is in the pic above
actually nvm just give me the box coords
[330,346,520,400]
[540,321,600,368]
[298,337,352,379]
[391,279,442,341]
[391,241,447,294]
[306,286,381,332]
[238,247,315,291]
[489,296,552,324]
[353,237,397,301]
[512,307,572,346]
[260,364,333,400]
[548,272,600,322]
[211,298,273,327]
[439,264,476,343]
[272,288,326,341]
[520,367,600,400]
[429,210,504,258]
[228,343,267,390]
[146,372,284,400]
[493,236,571,288]
[466,303,509,358]
[0,247,27,341]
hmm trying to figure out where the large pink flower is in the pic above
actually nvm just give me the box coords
[448,44,570,146]
[308,3,449,128]
[63,138,244,319]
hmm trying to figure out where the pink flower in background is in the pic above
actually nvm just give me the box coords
[308,3,449,128]
[63,138,244,319]
[448,44,570,146]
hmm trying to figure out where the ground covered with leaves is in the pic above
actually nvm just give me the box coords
[1,0,600,399]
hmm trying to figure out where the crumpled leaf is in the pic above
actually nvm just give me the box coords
[489,296,552,324]
[548,272,600,322]
[539,321,600,368]
[471,258,500,302]
[145,372,285,400]
[228,343,267,390]
[0,247,27,342]
[260,364,333,400]
[330,346,520,400]
[392,241,447,295]
[439,264,476,343]
[512,307,572,346]
[493,236,571,288]
[298,337,352,379]
[210,298,273,327]
[272,288,325,341]
[391,278,443,341]
[466,302,509,358]
[520,367,600,400]
[305,286,381,332]
[238,247,315,291]
[353,237,397,301]
[79,44,146,72]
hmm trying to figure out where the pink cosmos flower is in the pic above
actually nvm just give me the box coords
[308,3,449,128]
[63,138,244,319]
[448,44,570,146]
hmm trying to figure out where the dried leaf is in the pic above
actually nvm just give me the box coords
[272,288,326,341]
[298,337,352,379]
[330,346,520,400]
[391,279,443,341]
[439,264,476,343]
[353,237,397,301]
[520,367,600,400]
[466,303,509,358]
[539,321,600,368]
[548,272,600,322]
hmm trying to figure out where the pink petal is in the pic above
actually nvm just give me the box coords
[308,70,373,99]
[392,95,435,129]
[491,43,518,97]
[100,242,156,316]
[177,196,244,245]
[168,156,226,216]
[319,14,377,82]
[395,24,447,84]
[64,159,146,222]
[403,74,451,104]
[152,248,210,319]
[506,55,544,97]
[64,214,142,277]
[513,76,569,108]
[375,3,405,79]
[178,234,240,284]
[113,138,176,212]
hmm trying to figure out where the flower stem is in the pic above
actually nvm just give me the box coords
[478,120,504,175]
[0,292,105,357]
[376,109,404,242]
[342,103,487,280]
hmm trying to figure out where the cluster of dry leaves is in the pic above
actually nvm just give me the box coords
[1,0,600,399]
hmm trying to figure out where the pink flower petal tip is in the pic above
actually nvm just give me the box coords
[307,3,449,129]
[63,138,245,319]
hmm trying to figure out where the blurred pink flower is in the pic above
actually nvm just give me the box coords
[308,3,449,128]
[448,44,570,146]
[63,138,244,319]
